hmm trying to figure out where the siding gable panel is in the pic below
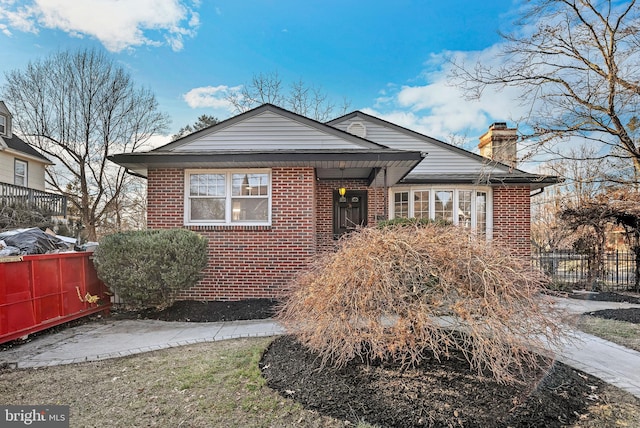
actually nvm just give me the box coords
[333,117,510,177]
[172,111,373,152]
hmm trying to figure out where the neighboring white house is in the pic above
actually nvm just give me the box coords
[0,101,67,218]
[0,101,52,191]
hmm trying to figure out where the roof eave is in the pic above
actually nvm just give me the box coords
[399,174,561,190]
[109,150,426,186]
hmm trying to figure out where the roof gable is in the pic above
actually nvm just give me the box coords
[157,104,386,153]
[328,111,520,178]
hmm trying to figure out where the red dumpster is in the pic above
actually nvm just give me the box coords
[0,252,111,344]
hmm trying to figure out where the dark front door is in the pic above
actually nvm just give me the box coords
[333,190,368,238]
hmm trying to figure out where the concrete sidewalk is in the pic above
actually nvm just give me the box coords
[0,318,284,368]
[1,297,639,399]
[549,296,640,398]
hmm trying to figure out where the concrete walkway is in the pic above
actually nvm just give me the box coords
[0,319,284,368]
[549,297,640,398]
[1,297,639,399]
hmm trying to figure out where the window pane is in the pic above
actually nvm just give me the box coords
[15,162,25,176]
[394,192,408,218]
[413,190,430,219]
[190,174,225,197]
[476,192,487,235]
[0,116,6,135]
[190,198,225,220]
[458,190,472,228]
[232,173,269,196]
[434,191,453,222]
[14,161,26,186]
[232,198,268,221]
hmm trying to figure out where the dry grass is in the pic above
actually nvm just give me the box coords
[0,338,346,428]
[577,384,640,428]
[278,224,567,384]
[577,316,640,352]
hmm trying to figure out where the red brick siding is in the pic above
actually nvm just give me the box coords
[315,179,387,252]
[147,168,184,228]
[147,167,532,299]
[492,186,531,256]
[147,167,316,301]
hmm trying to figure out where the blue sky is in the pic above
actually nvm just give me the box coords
[0,0,523,150]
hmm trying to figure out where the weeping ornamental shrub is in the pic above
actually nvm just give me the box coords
[94,229,208,309]
[277,223,566,385]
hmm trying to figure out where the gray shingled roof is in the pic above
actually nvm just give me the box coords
[2,134,52,164]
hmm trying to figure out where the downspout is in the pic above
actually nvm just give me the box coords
[383,167,388,220]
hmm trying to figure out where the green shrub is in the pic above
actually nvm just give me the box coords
[278,223,566,384]
[94,229,208,309]
[376,216,450,229]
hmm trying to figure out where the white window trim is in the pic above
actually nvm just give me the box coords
[389,186,493,239]
[0,115,6,136]
[184,168,272,226]
[14,159,27,187]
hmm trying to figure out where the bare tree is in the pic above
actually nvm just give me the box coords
[531,144,611,251]
[531,187,568,252]
[226,71,351,121]
[561,188,640,291]
[2,48,169,241]
[451,0,640,181]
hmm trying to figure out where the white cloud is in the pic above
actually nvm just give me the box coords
[182,85,240,110]
[369,47,529,144]
[145,133,172,150]
[0,0,39,33]
[0,0,200,52]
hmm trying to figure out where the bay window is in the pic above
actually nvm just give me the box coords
[434,190,453,223]
[414,190,430,219]
[185,169,271,225]
[394,192,409,218]
[391,187,490,235]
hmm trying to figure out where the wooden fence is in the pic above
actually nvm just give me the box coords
[0,182,67,217]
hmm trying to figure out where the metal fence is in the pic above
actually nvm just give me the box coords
[532,250,639,292]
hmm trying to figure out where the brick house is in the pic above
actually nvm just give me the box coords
[110,104,557,301]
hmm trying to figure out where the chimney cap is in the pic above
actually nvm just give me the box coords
[490,122,508,129]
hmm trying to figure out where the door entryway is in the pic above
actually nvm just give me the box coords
[333,190,368,238]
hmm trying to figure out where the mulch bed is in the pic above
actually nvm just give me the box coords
[566,291,640,324]
[261,335,607,428]
[110,298,279,322]
[586,308,640,324]
[567,290,640,304]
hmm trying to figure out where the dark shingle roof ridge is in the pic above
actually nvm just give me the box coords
[153,103,391,153]
[2,134,51,163]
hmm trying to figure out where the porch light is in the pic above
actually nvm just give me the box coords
[338,166,346,197]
